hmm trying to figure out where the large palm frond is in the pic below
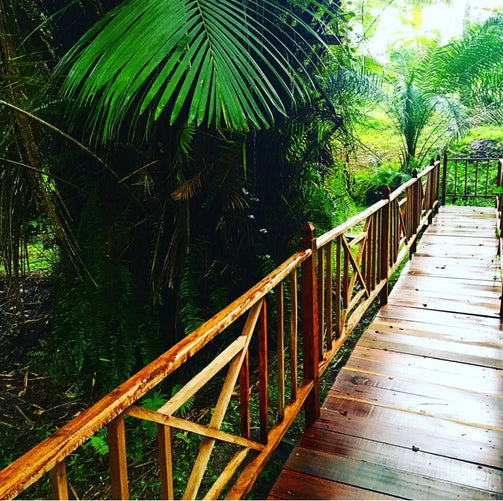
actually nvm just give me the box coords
[58,0,335,141]
[418,15,503,98]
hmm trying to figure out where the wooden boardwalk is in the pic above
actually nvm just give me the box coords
[269,206,503,500]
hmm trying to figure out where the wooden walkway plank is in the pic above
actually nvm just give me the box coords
[393,275,501,297]
[359,328,503,368]
[316,404,503,469]
[377,303,501,329]
[296,432,503,494]
[402,259,499,283]
[267,469,402,500]
[370,317,503,347]
[346,347,503,395]
[329,370,503,428]
[285,447,501,500]
[269,205,503,500]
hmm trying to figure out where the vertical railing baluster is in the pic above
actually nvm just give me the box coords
[239,351,250,440]
[158,424,174,499]
[326,242,333,352]
[343,241,349,310]
[498,158,503,318]
[498,158,503,222]
[362,229,367,290]
[442,151,448,206]
[485,160,490,197]
[372,212,378,289]
[258,299,269,444]
[464,160,469,197]
[276,283,285,422]
[290,269,298,402]
[426,158,434,214]
[301,223,320,428]
[474,160,479,197]
[335,236,342,340]
[391,201,396,264]
[410,170,418,256]
[454,160,458,197]
[396,200,401,259]
[49,460,68,500]
[366,216,373,292]
[108,415,129,500]
[380,187,391,305]
[317,248,325,362]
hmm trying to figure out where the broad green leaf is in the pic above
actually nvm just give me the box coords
[58,0,332,141]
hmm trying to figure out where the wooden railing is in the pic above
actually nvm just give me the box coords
[496,158,503,317]
[314,158,440,381]
[441,153,502,205]
[0,159,441,500]
[497,157,503,225]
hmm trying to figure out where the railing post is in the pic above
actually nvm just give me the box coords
[498,158,503,318]
[410,169,418,257]
[258,300,269,444]
[427,158,435,224]
[498,157,503,218]
[434,154,441,213]
[108,415,129,500]
[301,223,320,429]
[379,187,391,306]
[442,151,448,206]
[49,461,68,500]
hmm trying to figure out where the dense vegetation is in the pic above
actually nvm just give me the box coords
[1,0,503,498]
[1,0,502,419]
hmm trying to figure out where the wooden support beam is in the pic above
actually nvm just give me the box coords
[49,461,68,500]
[158,424,174,500]
[379,187,391,306]
[301,223,320,428]
[108,416,129,500]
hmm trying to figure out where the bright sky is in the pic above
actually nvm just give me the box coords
[368,0,503,56]
[423,0,503,40]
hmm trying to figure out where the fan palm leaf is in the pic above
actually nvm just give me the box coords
[58,0,333,141]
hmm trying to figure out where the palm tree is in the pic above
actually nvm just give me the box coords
[328,11,503,172]
[385,44,469,170]
[21,0,346,391]
[325,44,468,172]
[58,0,338,142]
[419,15,503,109]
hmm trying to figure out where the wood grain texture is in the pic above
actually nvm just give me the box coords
[269,206,503,500]
[268,468,401,500]
[0,250,310,500]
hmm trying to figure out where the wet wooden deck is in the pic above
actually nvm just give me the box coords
[268,206,503,500]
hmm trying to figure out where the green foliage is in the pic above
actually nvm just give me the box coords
[448,124,503,157]
[353,167,410,206]
[384,43,469,169]
[170,385,194,418]
[336,13,503,171]
[419,15,503,108]
[86,429,109,456]
[302,162,357,233]
[58,0,335,140]
[47,193,161,394]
